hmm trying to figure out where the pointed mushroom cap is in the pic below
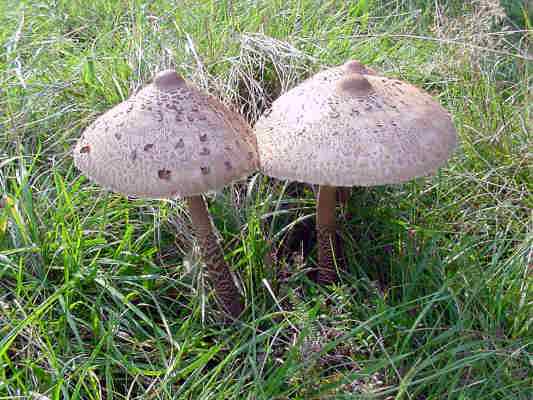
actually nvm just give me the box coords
[74,70,258,198]
[255,61,457,187]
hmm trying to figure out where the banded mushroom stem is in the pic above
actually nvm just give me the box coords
[185,195,244,318]
[316,185,339,284]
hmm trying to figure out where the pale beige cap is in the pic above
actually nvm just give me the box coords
[255,61,457,187]
[74,70,258,198]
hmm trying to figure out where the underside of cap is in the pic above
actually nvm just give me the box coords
[74,73,258,198]
[255,62,457,187]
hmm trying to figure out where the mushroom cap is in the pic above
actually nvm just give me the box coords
[255,61,457,187]
[74,70,258,198]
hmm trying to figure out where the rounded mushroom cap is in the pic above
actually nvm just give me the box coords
[255,61,457,187]
[74,70,258,198]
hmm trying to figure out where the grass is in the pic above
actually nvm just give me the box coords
[0,0,531,398]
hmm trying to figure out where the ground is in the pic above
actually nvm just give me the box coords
[0,1,531,399]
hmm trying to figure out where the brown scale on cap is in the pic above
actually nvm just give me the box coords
[158,169,171,180]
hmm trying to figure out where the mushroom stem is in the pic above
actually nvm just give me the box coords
[185,195,244,318]
[337,187,352,209]
[316,185,339,284]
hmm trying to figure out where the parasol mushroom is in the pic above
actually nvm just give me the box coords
[74,70,258,317]
[254,60,457,284]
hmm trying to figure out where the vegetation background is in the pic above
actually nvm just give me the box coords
[0,0,531,398]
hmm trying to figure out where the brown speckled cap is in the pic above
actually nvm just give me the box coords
[74,70,259,198]
[255,61,457,187]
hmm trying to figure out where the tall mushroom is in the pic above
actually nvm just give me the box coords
[254,61,457,284]
[74,70,258,318]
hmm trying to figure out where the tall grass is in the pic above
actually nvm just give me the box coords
[1,0,531,398]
